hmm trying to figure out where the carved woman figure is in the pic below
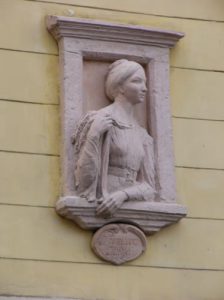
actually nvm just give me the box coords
[73,59,156,217]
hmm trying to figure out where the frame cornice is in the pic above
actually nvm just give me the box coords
[47,15,184,48]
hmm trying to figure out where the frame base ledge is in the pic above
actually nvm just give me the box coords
[56,196,187,235]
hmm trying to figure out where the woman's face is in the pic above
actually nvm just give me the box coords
[120,67,147,105]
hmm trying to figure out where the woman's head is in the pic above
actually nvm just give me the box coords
[105,59,146,102]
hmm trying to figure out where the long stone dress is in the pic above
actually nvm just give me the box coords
[73,105,156,203]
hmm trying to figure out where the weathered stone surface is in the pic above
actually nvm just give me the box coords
[91,223,147,265]
[46,16,184,203]
[47,16,186,235]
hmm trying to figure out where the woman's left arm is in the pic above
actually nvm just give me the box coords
[122,129,156,201]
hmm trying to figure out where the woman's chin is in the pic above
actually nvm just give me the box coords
[126,97,145,105]
[136,97,145,104]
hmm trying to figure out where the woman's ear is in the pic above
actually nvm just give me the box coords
[118,85,124,95]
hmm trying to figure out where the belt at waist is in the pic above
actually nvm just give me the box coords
[108,166,137,182]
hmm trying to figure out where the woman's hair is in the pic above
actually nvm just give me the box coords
[105,59,143,101]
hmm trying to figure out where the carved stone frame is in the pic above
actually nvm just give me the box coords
[47,16,187,235]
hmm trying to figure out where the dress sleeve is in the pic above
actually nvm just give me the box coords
[74,112,102,202]
[122,128,156,201]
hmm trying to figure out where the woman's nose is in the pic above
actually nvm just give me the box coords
[142,84,147,92]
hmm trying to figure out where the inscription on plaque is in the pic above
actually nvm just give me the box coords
[91,223,147,265]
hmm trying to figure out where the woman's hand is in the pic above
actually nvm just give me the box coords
[88,114,113,138]
[96,191,128,217]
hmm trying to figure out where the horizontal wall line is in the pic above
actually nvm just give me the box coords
[0,47,57,56]
[0,297,80,300]
[25,0,224,24]
[0,202,223,221]
[0,203,54,209]
[173,116,224,122]
[186,216,224,221]
[175,165,224,172]
[0,149,59,157]
[0,149,223,172]
[2,46,224,74]
[0,296,81,300]
[1,98,223,122]
[0,98,59,106]
[171,66,224,74]
[1,255,224,272]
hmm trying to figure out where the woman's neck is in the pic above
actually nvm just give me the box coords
[112,96,136,124]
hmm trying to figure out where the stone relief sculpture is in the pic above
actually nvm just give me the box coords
[73,59,156,218]
[47,16,187,264]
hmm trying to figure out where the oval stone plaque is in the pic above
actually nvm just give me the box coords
[91,223,147,265]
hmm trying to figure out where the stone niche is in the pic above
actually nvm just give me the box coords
[46,16,187,264]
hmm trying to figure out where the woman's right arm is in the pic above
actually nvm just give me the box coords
[75,113,113,201]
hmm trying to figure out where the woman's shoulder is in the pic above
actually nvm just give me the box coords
[95,105,113,116]
[78,105,113,124]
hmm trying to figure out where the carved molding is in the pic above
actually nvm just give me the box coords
[47,16,184,48]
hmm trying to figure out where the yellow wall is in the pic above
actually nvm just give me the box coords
[1,0,224,299]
